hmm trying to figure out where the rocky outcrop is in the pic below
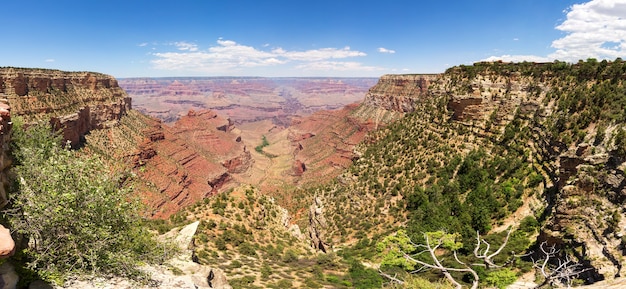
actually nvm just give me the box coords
[308,197,328,253]
[56,222,231,289]
[0,67,131,146]
[113,110,252,219]
[292,160,306,176]
[541,139,626,279]
[364,74,438,113]
[443,71,546,127]
[366,71,547,133]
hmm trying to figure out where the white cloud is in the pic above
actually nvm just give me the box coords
[138,42,148,47]
[296,61,384,72]
[378,47,396,54]
[174,41,199,52]
[548,0,626,61]
[44,59,55,63]
[151,39,371,74]
[483,0,626,63]
[276,46,366,61]
[482,54,552,63]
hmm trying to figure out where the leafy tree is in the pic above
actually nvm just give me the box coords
[6,118,159,281]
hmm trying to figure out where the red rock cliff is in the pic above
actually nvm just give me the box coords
[0,67,131,146]
[363,74,440,113]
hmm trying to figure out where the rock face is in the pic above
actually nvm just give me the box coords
[119,77,378,124]
[286,103,385,187]
[364,74,439,113]
[544,141,626,279]
[57,222,231,289]
[0,67,131,146]
[369,63,626,282]
[96,109,252,219]
[308,197,328,253]
[364,71,544,132]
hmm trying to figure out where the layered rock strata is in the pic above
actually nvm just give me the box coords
[119,77,377,124]
[0,67,131,146]
[99,110,252,219]
[366,63,626,281]
[364,74,439,113]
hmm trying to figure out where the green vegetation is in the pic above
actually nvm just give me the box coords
[6,118,160,283]
[484,268,518,289]
[348,260,383,289]
[254,135,270,153]
[296,60,626,287]
[9,59,624,287]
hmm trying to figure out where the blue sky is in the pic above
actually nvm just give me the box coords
[1,0,625,77]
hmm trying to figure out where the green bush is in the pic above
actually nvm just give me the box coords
[484,268,518,289]
[348,260,383,289]
[268,279,293,289]
[238,242,257,256]
[7,118,159,281]
[402,275,454,289]
[260,263,272,279]
[281,249,299,263]
[230,276,256,289]
[519,216,539,233]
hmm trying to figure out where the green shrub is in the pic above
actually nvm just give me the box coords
[260,263,272,279]
[348,260,383,289]
[484,268,518,289]
[402,275,454,289]
[238,242,257,256]
[303,278,323,288]
[230,276,256,289]
[7,118,159,281]
[519,216,539,233]
[325,274,341,284]
[281,249,299,263]
[215,237,227,250]
[268,279,292,289]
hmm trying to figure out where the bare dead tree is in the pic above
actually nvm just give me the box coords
[472,228,512,269]
[379,228,513,289]
[532,241,590,288]
[378,268,405,286]
[403,232,479,289]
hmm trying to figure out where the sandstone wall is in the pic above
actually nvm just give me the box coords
[363,74,439,113]
[0,67,131,146]
[373,65,625,280]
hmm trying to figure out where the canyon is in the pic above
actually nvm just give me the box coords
[0,62,625,288]
[119,77,378,125]
[115,76,385,217]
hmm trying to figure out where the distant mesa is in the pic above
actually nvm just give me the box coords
[119,77,378,125]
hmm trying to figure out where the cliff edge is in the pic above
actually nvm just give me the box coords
[0,67,131,146]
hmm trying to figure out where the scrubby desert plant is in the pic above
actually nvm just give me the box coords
[6,118,159,282]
